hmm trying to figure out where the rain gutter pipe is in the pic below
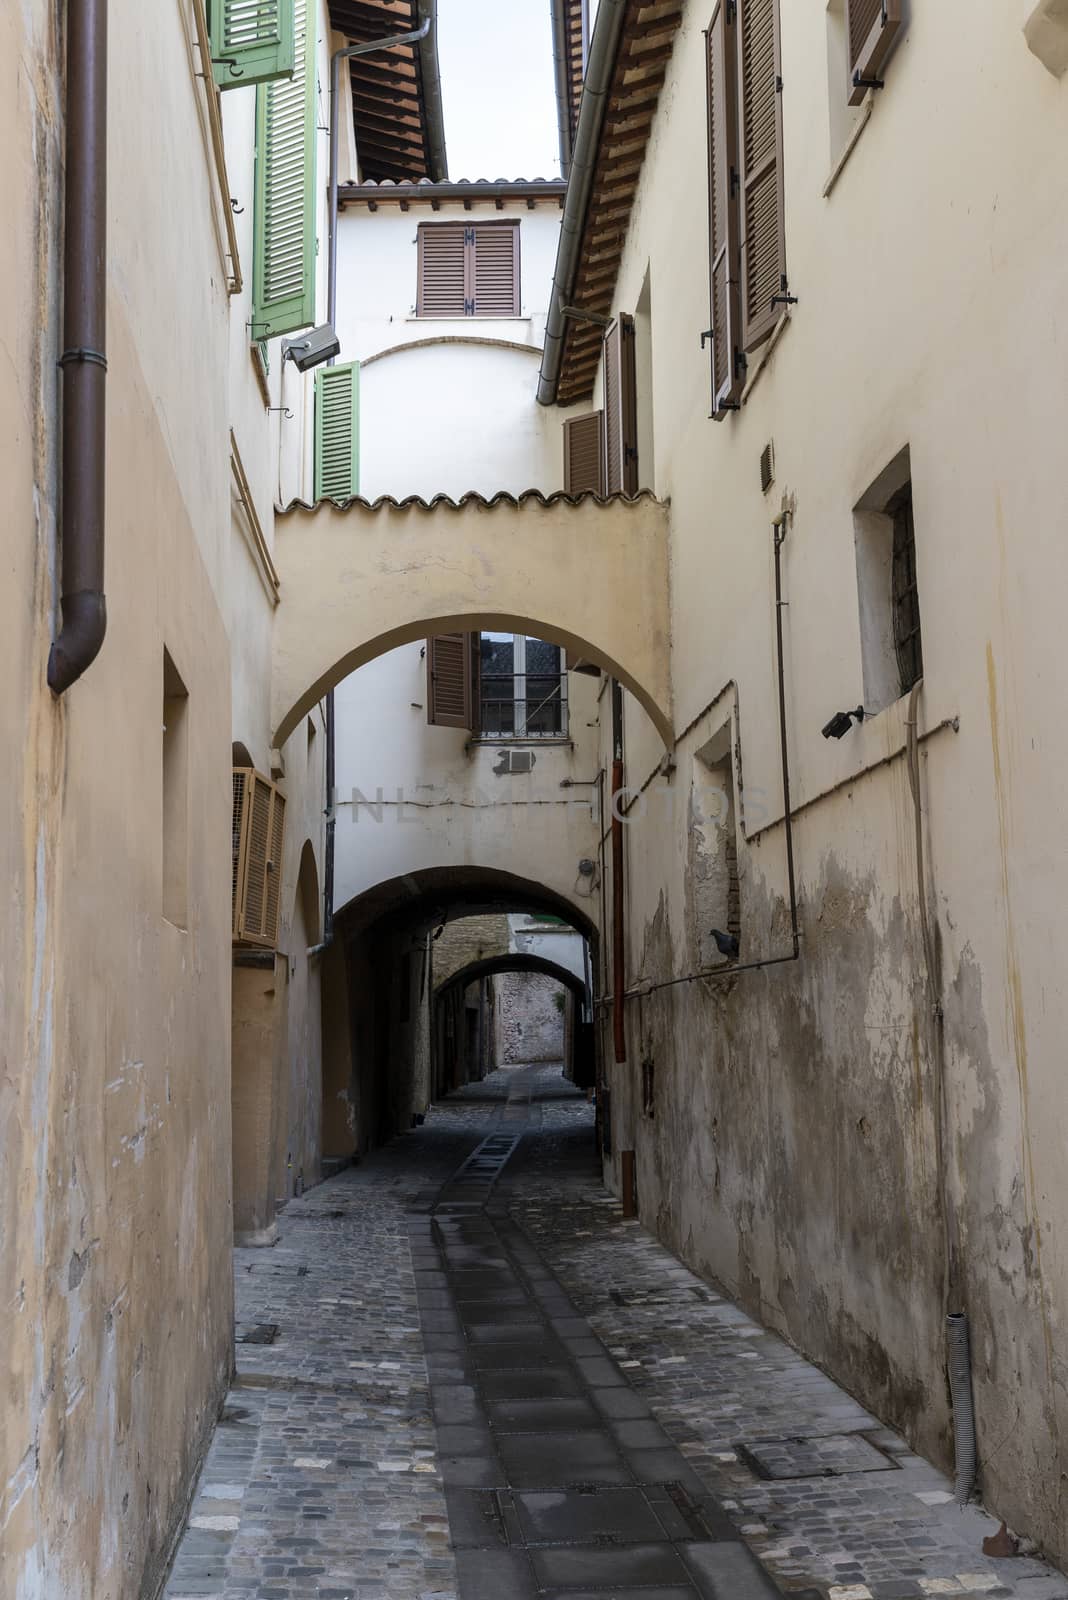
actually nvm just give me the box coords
[327,16,433,332]
[550,0,575,178]
[611,680,626,1063]
[596,511,802,1007]
[538,0,630,406]
[49,0,108,695]
[321,12,434,954]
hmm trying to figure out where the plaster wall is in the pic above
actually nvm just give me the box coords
[580,0,1068,1559]
[0,4,333,1592]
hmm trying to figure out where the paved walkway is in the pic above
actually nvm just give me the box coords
[165,1065,1068,1600]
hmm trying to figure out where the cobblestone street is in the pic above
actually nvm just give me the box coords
[165,1067,1068,1600]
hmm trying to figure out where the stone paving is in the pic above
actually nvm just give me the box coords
[164,1064,1068,1600]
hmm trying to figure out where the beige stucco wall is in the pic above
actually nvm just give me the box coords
[0,2,333,1593]
[579,0,1068,1560]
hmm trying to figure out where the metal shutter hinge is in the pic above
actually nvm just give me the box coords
[852,70,885,90]
[700,328,713,348]
[771,276,799,309]
[464,298,475,315]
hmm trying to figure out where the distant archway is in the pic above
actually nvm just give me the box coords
[435,951,586,1003]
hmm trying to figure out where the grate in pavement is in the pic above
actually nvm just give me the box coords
[736,1431,898,1480]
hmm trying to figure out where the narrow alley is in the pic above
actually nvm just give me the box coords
[165,1067,1068,1600]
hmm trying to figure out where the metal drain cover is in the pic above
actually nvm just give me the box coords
[736,1432,897,1479]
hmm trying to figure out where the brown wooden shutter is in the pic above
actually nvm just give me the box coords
[603,316,638,496]
[706,0,744,417]
[470,222,520,317]
[232,769,286,948]
[417,223,467,316]
[564,411,606,496]
[846,0,903,104]
[738,0,786,352]
[427,633,475,728]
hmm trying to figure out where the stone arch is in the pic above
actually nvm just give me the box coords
[435,951,586,1002]
[334,863,597,943]
[232,740,254,768]
[271,494,671,748]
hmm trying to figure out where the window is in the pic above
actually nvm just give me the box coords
[416,222,521,318]
[479,634,568,738]
[603,316,638,495]
[563,412,605,497]
[314,362,360,502]
[232,767,287,947]
[845,0,903,105]
[705,0,787,418]
[163,651,189,928]
[690,726,742,967]
[251,0,315,342]
[209,0,295,90]
[853,448,924,713]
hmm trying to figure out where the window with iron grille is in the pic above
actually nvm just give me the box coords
[478,633,568,738]
[889,483,923,695]
[853,448,924,714]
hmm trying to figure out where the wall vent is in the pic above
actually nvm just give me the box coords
[232,768,286,948]
[760,439,775,494]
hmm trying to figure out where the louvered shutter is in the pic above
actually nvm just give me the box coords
[470,223,521,317]
[210,0,295,89]
[738,0,786,352]
[252,0,316,341]
[417,224,467,316]
[314,363,360,501]
[707,0,744,417]
[846,0,903,104]
[427,634,475,729]
[564,412,605,497]
[232,770,286,947]
[603,316,638,496]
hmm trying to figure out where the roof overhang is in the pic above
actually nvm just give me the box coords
[338,177,567,211]
[327,0,448,181]
[538,0,684,406]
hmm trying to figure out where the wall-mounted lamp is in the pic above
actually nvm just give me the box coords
[821,706,865,740]
[282,323,341,372]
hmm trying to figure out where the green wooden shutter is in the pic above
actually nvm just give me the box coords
[210,0,295,90]
[252,0,316,341]
[314,363,360,501]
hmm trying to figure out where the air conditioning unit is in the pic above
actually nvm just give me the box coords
[232,768,286,948]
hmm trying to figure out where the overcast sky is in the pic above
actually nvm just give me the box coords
[437,0,561,180]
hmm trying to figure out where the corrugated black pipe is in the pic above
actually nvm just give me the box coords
[49,0,108,695]
[611,681,626,1064]
[324,690,336,944]
[947,1313,977,1504]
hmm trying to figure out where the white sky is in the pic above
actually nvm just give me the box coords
[436,0,561,180]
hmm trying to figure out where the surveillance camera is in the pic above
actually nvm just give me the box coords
[821,706,865,740]
[282,324,341,372]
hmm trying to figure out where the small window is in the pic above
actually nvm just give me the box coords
[479,633,568,739]
[854,447,924,714]
[416,222,520,318]
[163,651,189,928]
[690,725,742,968]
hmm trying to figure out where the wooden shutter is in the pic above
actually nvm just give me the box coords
[738,0,786,352]
[427,634,475,729]
[417,223,520,317]
[417,224,467,316]
[232,769,286,947]
[603,316,638,496]
[846,0,903,105]
[315,363,360,501]
[211,0,295,89]
[252,0,315,341]
[470,223,521,317]
[706,0,744,417]
[564,412,605,496]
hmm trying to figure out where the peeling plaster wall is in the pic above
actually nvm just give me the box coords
[0,3,334,1594]
[584,0,1068,1562]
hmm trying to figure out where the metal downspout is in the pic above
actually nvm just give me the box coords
[538,0,630,406]
[49,0,109,694]
[321,15,435,953]
[551,0,575,178]
[327,18,433,332]
[611,681,626,1063]
[773,511,801,961]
